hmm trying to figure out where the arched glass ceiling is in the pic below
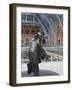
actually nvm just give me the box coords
[35,13,63,34]
[21,12,63,35]
[46,14,63,27]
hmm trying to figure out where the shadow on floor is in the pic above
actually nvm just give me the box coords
[21,70,59,77]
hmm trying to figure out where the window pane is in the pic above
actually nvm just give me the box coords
[27,15,33,22]
[21,14,26,21]
[25,30,29,34]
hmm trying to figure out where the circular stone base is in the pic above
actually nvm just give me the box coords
[21,70,59,77]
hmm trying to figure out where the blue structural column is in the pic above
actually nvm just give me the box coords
[48,34,50,47]
[44,35,48,46]
[46,36,49,46]
[54,32,57,47]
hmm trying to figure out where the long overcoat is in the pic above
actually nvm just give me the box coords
[28,40,41,76]
[27,39,47,76]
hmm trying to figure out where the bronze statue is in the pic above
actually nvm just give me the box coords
[27,32,49,76]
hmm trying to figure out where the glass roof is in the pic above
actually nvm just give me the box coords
[21,13,63,35]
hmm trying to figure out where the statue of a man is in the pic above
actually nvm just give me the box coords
[27,32,48,76]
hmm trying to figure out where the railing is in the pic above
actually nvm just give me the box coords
[46,51,63,61]
[21,47,63,63]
